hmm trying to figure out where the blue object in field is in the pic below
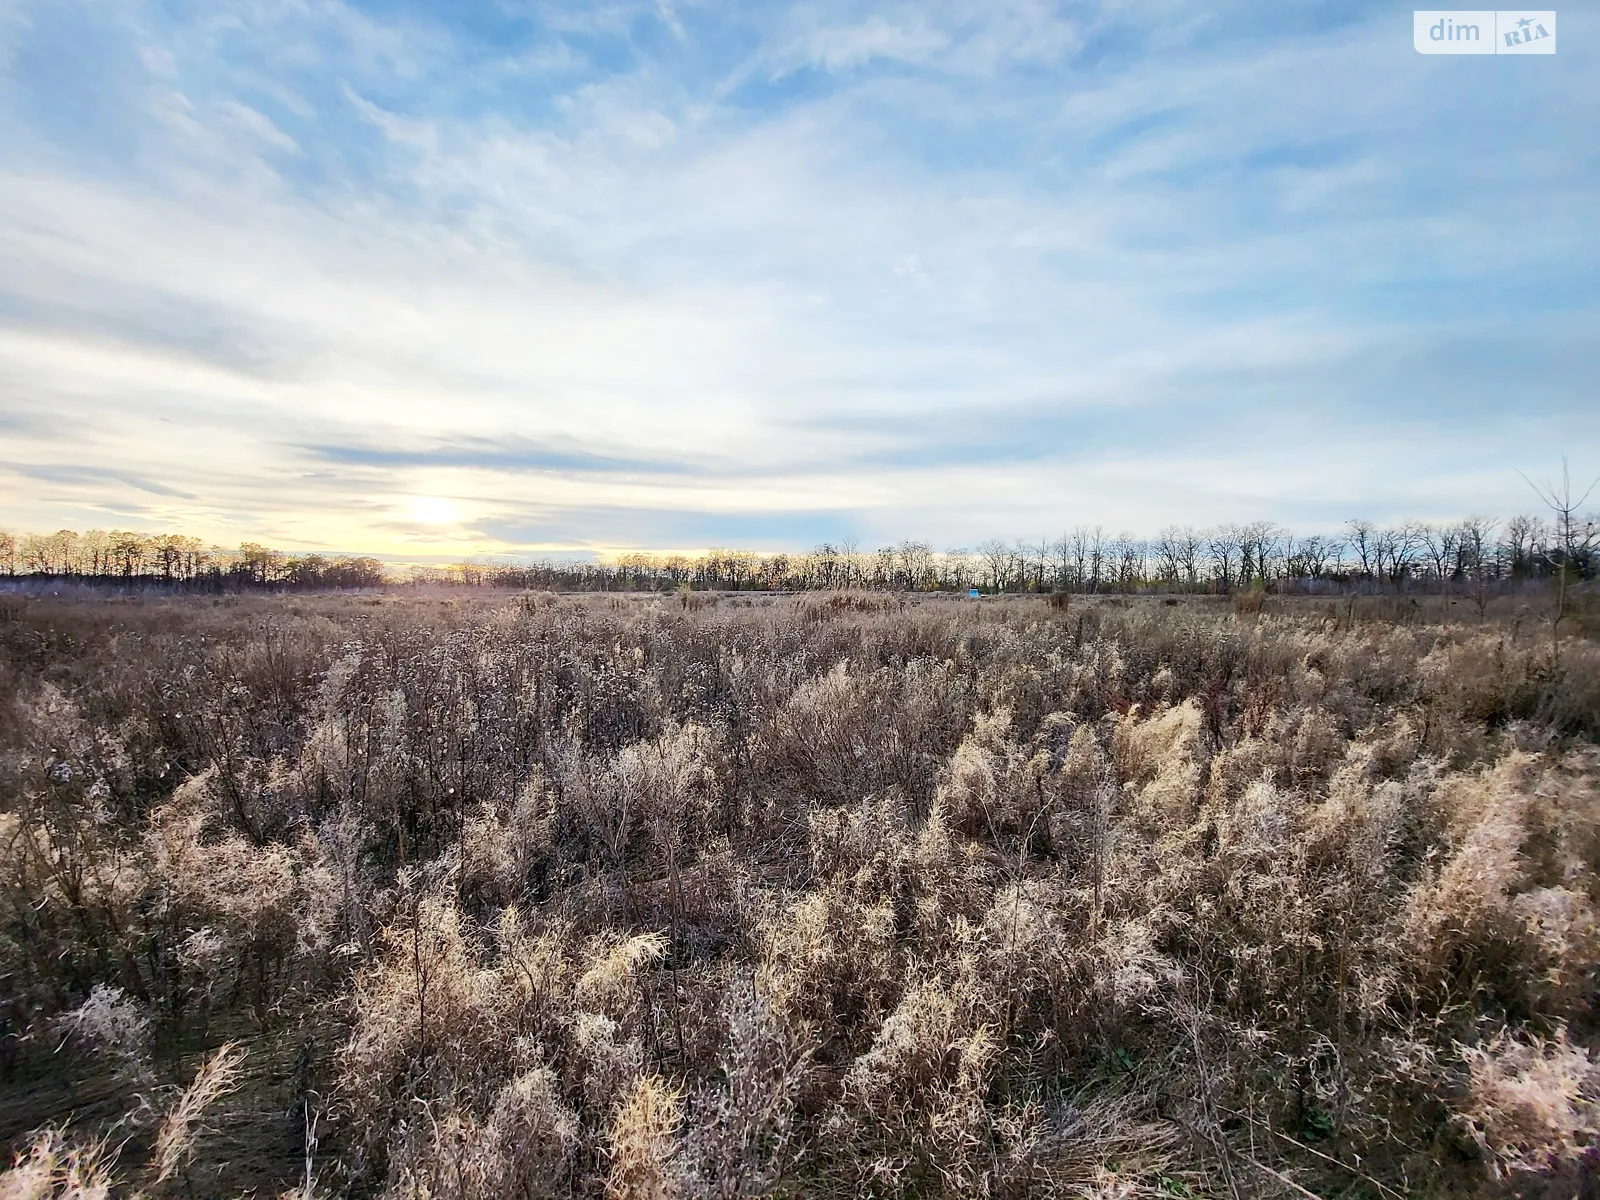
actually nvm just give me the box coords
[968,588,981,598]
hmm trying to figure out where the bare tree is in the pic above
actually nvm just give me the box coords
[810,543,839,589]
[1153,527,1201,588]
[1272,530,1295,593]
[1522,460,1598,579]
[1050,533,1073,592]
[1111,533,1145,592]
[1458,516,1500,618]
[1383,521,1427,588]
[1504,515,1546,579]
[942,547,976,591]
[1239,521,1280,589]
[32,530,80,574]
[1294,533,1338,581]
[1345,519,1378,586]
[1012,538,1043,593]
[839,537,861,589]
[76,529,110,575]
[897,541,932,590]
[1087,525,1105,593]
[1154,526,1185,588]
[1207,524,1244,592]
[1069,527,1092,592]
[1176,526,1203,587]
[111,530,150,578]
[1521,459,1599,657]
[978,538,1013,592]
[1421,524,1461,593]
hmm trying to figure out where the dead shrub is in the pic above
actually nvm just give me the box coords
[1459,1027,1600,1177]
[677,986,812,1198]
[0,1128,117,1200]
[606,1074,683,1200]
[1233,589,1266,617]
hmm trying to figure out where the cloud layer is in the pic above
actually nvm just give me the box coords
[1,0,1595,554]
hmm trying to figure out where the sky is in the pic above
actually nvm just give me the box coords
[0,0,1596,559]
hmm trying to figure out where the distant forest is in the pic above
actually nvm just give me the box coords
[1,513,1595,594]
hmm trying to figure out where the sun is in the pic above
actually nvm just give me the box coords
[407,496,460,525]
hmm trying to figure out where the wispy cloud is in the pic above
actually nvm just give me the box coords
[775,15,951,76]
[301,436,703,477]
[0,462,197,500]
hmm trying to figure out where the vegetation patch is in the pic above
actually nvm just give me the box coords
[1,591,1597,1197]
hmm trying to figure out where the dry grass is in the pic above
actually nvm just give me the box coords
[0,591,1597,1197]
[0,1128,117,1200]
[152,1042,247,1185]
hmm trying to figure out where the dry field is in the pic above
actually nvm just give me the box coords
[2,589,1598,1198]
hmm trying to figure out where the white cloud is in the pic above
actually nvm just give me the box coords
[343,84,437,150]
[218,99,300,152]
[781,16,950,75]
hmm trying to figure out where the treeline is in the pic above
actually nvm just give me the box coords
[3,512,1594,594]
[427,514,1596,594]
[0,528,384,590]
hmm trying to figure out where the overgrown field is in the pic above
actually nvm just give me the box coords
[2,590,1598,1198]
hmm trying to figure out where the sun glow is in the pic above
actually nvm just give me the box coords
[407,496,461,525]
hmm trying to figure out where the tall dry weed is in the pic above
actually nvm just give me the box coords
[605,1075,682,1200]
[152,1042,247,1185]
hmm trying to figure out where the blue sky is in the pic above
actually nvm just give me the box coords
[0,0,1595,556]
